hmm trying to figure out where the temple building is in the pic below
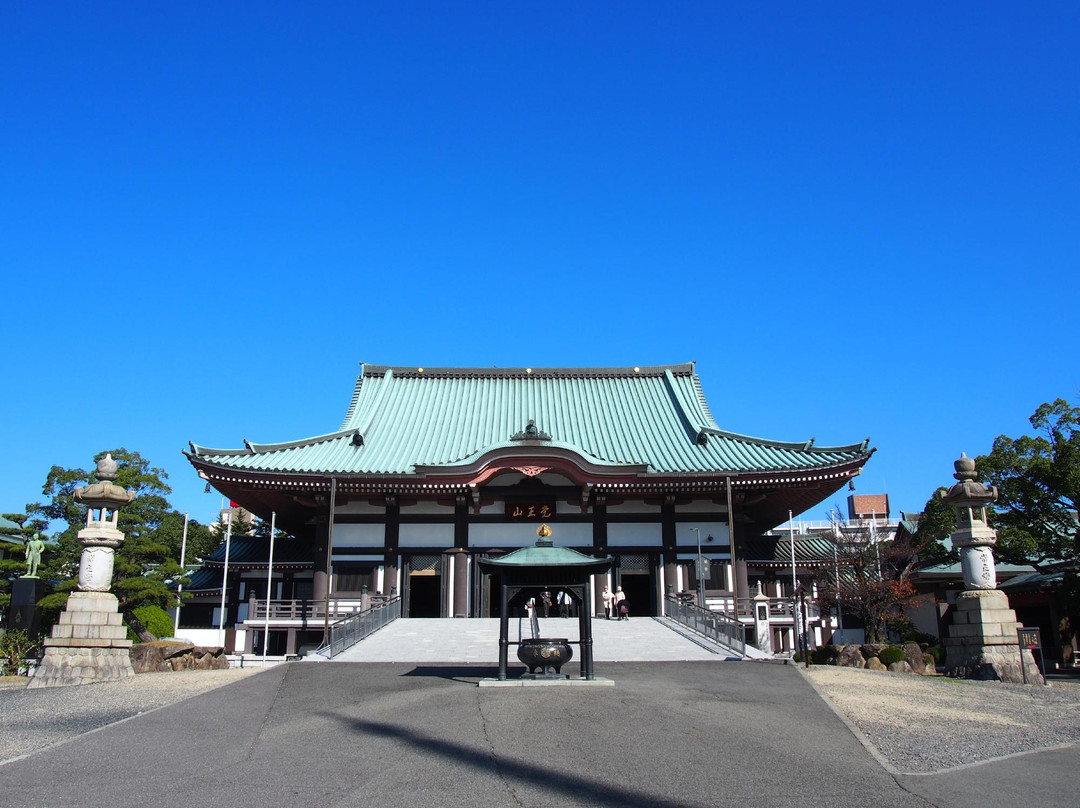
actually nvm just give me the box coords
[184,363,873,654]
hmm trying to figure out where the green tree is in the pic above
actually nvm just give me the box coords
[212,508,253,538]
[976,398,1080,569]
[908,489,960,568]
[26,449,213,640]
[155,511,219,564]
[814,513,921,643]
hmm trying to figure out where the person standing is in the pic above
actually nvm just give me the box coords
[614,586,627,620]
[540,589,552,618]
[557,589,571,618]
[601,585,614,619]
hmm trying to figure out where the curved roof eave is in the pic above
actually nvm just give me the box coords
[188,428,361,459]
[414,439,637,473]
[698,427,872,455]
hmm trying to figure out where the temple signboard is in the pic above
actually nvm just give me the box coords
[505,502,556,520]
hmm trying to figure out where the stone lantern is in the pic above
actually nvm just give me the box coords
[940,453,1039,683]
[752,582,773,654]
[942,453,999,590]
[28,454,137,688]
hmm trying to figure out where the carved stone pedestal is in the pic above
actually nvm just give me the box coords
[943,590,1039,683]
[27,592,134,688]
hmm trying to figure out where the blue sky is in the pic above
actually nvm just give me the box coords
[3,2,1078,531]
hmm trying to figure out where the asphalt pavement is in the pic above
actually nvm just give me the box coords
[0,661,965,808]
[2,617,1077,807]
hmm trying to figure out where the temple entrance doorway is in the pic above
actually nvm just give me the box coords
[406,555,443,617]
[617,554,658,617]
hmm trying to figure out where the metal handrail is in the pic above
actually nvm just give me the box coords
[250,595,395,621]
[321,597,401,659]
[665,595,746,655]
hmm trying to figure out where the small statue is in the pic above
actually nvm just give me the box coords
[23,533,45,578]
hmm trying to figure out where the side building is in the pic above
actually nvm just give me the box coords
[183,363,874,654]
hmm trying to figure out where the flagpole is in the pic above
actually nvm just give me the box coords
[174,513,189,637]
[871,508,881,579]
[789,510,799,655]
[262,511,276,666]
[217,512,233,649]
[725,476,738,621]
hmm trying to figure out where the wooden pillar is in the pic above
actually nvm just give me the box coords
[384,557,399,598]
[384,493,400,602]
[453,549,469,617]
[312,518,330,602]
[592,492,607,616]
[661,492,677,554]
[384,494,400,557]
[663,557,678,613]
[454,493,469,549]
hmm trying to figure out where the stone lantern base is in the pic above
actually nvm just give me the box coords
[943,590,1041,684]
[27,592,134,688]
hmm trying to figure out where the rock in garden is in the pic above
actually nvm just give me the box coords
[837,645,866,668]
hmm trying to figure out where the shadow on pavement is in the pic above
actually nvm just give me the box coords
[400,664,507,681]
[318,711,689,808]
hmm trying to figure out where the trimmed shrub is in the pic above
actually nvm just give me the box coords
[923,645,943,663]
[812,646,840,665]
[878,646,906,666]
[127,605,175,642]
[900,630,940,647]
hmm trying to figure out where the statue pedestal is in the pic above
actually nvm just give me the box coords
[27,592,134,688]
[943,589,1040,684]
[6,577,45,637]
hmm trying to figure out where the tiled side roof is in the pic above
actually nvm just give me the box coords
[188,363,871,477]
[0,515,23,546]
[185,567,224,593]
[201,537,314,568]
[741,536,839,565]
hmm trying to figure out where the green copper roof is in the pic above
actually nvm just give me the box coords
[188,363,871,478]
[478,540,611,569]
[202,537,313,568]
[741,535,840,564]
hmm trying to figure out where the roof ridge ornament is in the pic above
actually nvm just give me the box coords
[510,419,551,442]
[536,523,553,547]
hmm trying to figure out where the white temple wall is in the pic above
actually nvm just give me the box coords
[607,523,661,546]
[399,523,454,548]
[469,522,591,547]
[332,523,384,547]
[673,522,729,547]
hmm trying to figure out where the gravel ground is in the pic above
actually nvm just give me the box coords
[0,668,261,764]
[803,666,1080,774]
